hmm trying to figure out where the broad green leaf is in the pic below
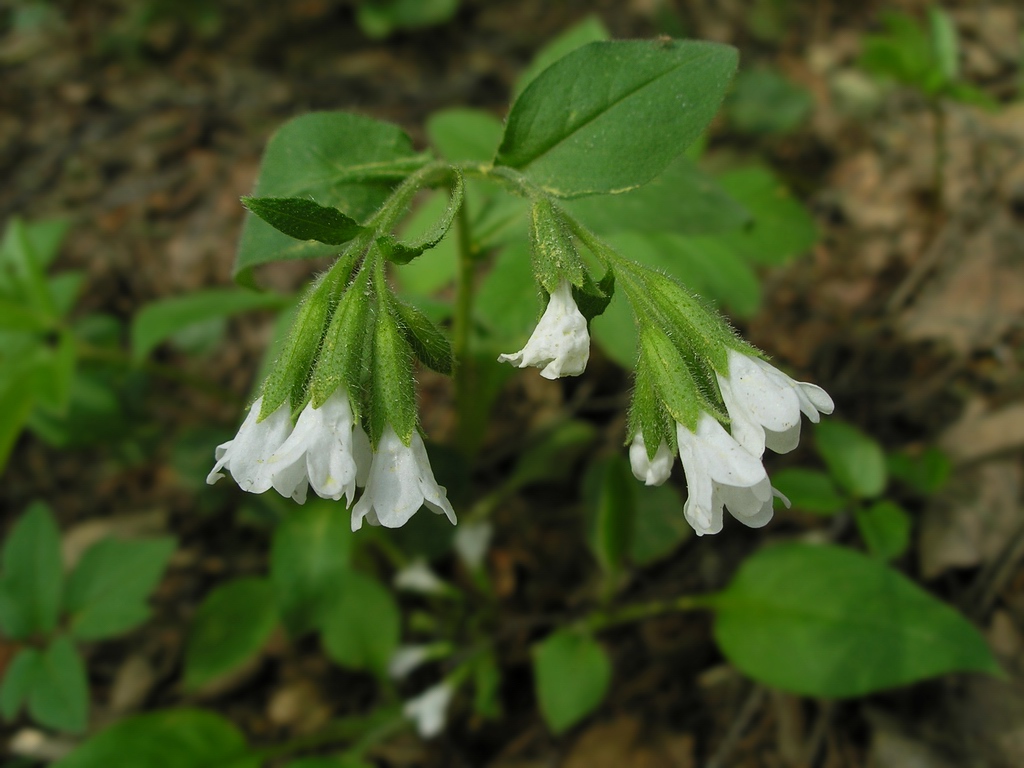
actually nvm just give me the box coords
[0,502,63,639]
[584,454,635,576]
[52,709,257,768]
[0,369,38,472]
[726,68,814,135]
[715,166,818,265]
[392,299,453,375]
[426,109,503,163]
[771,468,847,515]
[270,501,354,637]
[630,482,690,565]
[379,170,464,264]
[513,15,610,100]
[241,197,365,246]
[356,0,457,39]
[28,635,88,733]
[887,447,951,495]
[0,218,55,317]
[497,40,738,197]
[533,630,611,733]
[856,501,911,561]
[235,112,430,284]
[132,289,291,361]
[564,155,751,237]
[0,647,41,720]
[711,543,1001,697]
[815,420,887,499]
[183,577,278,690]
[321,571,400,676]
[65,537,176,641]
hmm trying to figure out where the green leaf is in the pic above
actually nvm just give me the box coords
[815,420,887,499]
[392,298,453,375]
[506,420,597,492]
[356,0,457,39]
[533,630,611,733]
[0,502,63,639]
[887,446,951,495]
[391,192,459,298]
[426,109,503,163]
[321,571,400,676]
[183,577,278,690]
[928,7,959,83]
[65,537,176,641]
[34,330,76,413]
[726,68,814,135]
[52,709,257,768]
[132,289,291,361]
[241,197,365,246]
[630,482,690,566]
[563,155,751,237]
[379,170,464,264]
[0,218,56,318]
[856,501,912,561]
[711,543,1001,697]
[0,298,48,332]
[0,363,39,472]
[1,647,41,721]
[270,501,354,637]
[584,455,635,577]
[472,651,503,720]
[475,239,541,345]
[235,112,430,284]
[771,468,847,515]
[715,166,818,265]
[27,635,89,733]
[497,40,738,197]
[513,15,610,100]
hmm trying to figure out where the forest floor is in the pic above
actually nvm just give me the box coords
[2,0,1024,766]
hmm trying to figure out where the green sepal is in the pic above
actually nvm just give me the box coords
[241,197,365,246]
[259,268,342,420]
[570,267,614,324]
[638,324,716,432]
[391,298,453,375]
[309,266,373,412]
[379,169,464,264]
[368,269,418,446]
[529,198,585,293]
[627,360,677,460]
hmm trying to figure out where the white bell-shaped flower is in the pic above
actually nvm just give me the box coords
[677,413,774,536]
[262,390,371,506]
[206,397,293,495]
[394,559,450,595]
[351,426,457,531]
[717,350,835,457]
[403,682,454,739]
[629,431,675,486]
[498,279,590,379]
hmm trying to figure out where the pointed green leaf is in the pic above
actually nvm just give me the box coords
[630,482,690,565]
[270,501,353,637]
[0,502,63,639]
[241,197,365,246]
[815,420,887,499]
[584,454,635,576]
[0,365,39,473]
[856,501,912,561]
[497,40,738,197]
[183,578,278,690]
[533,630,610,733]
[513,15,610,100]
[28,635,89,733]
[392,298,453,375]
[379,170,463,264]
[1,218,56,317]
[711,543,1001,697]
[1,647,41,721]
[52,709,257,768]
[321,571,400,677]
[65,537,176,641]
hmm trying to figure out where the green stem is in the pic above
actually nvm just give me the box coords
[452,200,479,457]
[252,707,406,763]
[583,593,712,633]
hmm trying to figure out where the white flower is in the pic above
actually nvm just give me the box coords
[351,426,457,531]
[497,279,590,379]
[206,397,293,495]
[262,390,371,506]
[677,413,775,536]
[717,350,835,457]
[403,682,454,739]
[629,432,675,486]
[394,559,449,595]
[453,521,492,570]
[389,645,433,680]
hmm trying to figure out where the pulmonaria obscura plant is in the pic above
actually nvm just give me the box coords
[207,37,834,535]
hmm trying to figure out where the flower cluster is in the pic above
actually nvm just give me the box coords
[208,394,456,531]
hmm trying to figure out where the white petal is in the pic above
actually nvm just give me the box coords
[764,422,802,454]
[629,433,675,486]
[389,645,433,680]
[497,280,590,379]
[403,683,454,739]
[394,560,448,595]
[690,414,767,489]
[213,398,294,494]
[454,521,492,570]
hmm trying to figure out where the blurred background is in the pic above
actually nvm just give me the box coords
[1,0,1023,766]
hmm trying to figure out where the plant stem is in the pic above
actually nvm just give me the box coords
[931,100,947,213]
[252,707,406,763]
[452,201,478,457]
[583,592,712,633]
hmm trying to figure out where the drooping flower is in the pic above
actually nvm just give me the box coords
[453,520,492,570]
[351,426,457,531]
[206,397,293,495]
[677,413,775,536]
[262,390,371,506]
[717,350,835,458]
[403,682,454,739]
[389,645,433,680]
[628,431,675,486]
[498,279,590,379]
[394,559,450,595]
